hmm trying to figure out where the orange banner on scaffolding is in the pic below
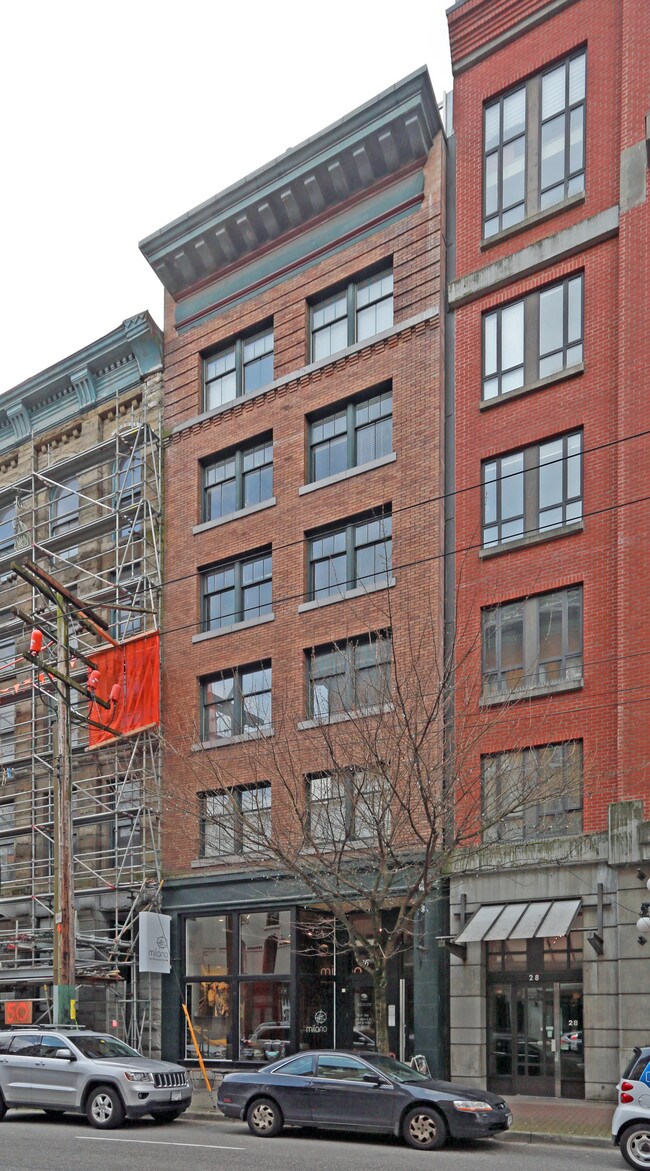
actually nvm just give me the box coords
[88,631,160,746]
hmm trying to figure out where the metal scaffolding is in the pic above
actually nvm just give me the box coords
[0,387,162,1045]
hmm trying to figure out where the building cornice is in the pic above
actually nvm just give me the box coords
[140,68,441,304]
[0,313,163,454]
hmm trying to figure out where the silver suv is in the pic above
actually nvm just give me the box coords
[0,1027,192,1128]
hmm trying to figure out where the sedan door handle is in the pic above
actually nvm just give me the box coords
[34,1061,46,1067]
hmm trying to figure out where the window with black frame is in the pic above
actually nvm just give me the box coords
[483,431,582,547]
[483,274,583,401]
[482,740,583,842]
[482,586,583,699]
[483,50,586,239]
[307,632,392,720]
[307,509,392,600]
[201,663,272,741]
[202,436,273,524]
[310,268,393,362]
[200,784,271,858]
[308,388,393,484]
[203,326,273,411]
[201,550,272,632]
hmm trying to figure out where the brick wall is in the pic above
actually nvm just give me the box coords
[160,143,447,874]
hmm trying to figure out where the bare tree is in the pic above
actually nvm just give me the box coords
[164,576,580,1056]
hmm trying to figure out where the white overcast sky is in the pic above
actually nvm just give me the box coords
[0,0,453,393]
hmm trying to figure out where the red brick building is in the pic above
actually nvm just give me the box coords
[141,71,449,1066]
[446,0,650,1100]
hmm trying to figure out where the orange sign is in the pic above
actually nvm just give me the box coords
[5,1000,32,1025]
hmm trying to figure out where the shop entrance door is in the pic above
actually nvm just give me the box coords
[488,980,583,1097]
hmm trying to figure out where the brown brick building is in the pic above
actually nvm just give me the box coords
[446,0,650,1100]
[141,70,449,1066]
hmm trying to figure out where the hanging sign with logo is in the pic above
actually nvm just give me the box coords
[138,912,171,973]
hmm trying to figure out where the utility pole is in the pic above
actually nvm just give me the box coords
[52,590,75,1025]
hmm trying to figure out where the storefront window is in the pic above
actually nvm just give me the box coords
[239,980,291,1062]
[186,914,232,977]
[240,911,291,975]
[186,980,232,1060]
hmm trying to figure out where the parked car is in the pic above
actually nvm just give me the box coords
[0,1027,192,1128]
[612,1046,650,1170]
[217,1049,512,1150]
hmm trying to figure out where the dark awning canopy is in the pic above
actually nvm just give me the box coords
[455,898,581,945]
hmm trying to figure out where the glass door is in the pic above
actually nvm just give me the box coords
[515,984,555,1094]
[558,983,584,1097]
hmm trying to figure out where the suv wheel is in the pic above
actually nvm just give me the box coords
[620,1124,650,1170]
[86,1085,125,1129]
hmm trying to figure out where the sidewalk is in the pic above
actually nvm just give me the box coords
[185,1071,614,1148]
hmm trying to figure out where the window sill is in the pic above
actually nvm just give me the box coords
[298,452,396,497]
[480,191,586,251]
[192,728,274,751]
[480,363,584,410]
[298,578,396,613]
[191,852,271,869]
[480,678,583,707]
[479,522,584,560]
[297,703,394,731]
[192,613,275,644]
[192,497,276,536]
[302,839,379,855]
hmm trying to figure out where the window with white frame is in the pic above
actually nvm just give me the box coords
[308,388,393,483]
[310,267,393,362]
[308,510,392,601]
[201,784,271,857]
[201,663,272,741]
[483,741,583,842]
[204,326,273,411]
[483,49,586,238]
[482,587,583,699]
[483,431,582,547]
[483,273,583,401]
[307,632,391,720]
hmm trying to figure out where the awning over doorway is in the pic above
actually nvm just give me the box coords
[455,898,581,945]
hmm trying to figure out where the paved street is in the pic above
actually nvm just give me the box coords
[0,1114,623,1171]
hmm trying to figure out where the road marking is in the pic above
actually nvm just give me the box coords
[76,1137,246,1150]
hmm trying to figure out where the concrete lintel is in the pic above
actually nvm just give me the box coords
[449,206,620,308]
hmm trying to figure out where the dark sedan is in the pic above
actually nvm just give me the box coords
[217,1050,512,1151]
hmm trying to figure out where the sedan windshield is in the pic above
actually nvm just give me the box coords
[366,1054,429,1083]
[64,1035,142,1060]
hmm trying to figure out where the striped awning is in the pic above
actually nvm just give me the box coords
[455,898,581,944]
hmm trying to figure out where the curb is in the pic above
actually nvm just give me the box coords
[499,1130,611,1149]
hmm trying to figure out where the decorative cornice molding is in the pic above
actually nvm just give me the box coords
[140,68,441,303]
[0,314,162,456]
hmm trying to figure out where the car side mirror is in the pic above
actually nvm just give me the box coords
[362,1073,383,1084]
[54,1049,74,1061]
